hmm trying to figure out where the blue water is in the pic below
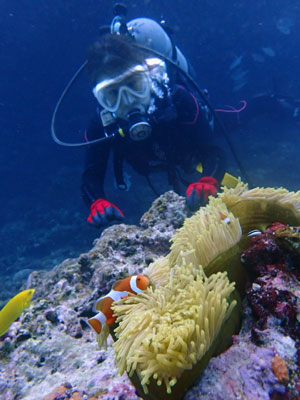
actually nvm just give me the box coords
[1,0,300,303]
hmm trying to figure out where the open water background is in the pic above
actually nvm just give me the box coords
[1,0,300,303]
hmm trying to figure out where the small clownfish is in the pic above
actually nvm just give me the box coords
[87,275,149,335]
[0,289,35,337]
[247,229,262,237]
[219,212,231,224]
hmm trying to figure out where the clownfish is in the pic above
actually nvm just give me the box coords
[87,275,149,334]
[247,229,262,237]
[219,212,231,224]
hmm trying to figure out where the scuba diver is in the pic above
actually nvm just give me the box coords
[52,5,300,229]
[81,7,227,228]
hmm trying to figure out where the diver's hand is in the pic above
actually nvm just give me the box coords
[186,177,218,211]
[88,199,124,228]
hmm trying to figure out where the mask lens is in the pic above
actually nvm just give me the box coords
[122,71,148,94]
[93,67,150,112]
[101,84,119,108]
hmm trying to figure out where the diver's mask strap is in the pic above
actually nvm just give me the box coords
[111,15,128,35]
[111,3,128,35]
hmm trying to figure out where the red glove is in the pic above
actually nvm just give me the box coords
[88,199,124,228]
[186,177,218,210]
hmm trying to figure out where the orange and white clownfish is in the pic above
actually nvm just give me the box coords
[87,274,149,335]
[219,212,231,224]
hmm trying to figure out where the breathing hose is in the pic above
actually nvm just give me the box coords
[50,41,253,187]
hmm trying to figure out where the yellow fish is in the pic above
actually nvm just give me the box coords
[0,289,35,336]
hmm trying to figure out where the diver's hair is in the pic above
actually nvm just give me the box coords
[86,34,146,87]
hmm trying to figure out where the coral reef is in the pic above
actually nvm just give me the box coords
[185,221,300,399]
[272,356,289,384]
[0,191,187,400]
[40,381,139,400]
[107,182,300,399]
[1,186,300,399]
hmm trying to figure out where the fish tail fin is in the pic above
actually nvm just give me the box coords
[87,317,102,334]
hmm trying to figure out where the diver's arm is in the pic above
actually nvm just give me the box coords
[173,84,207,126]
[172,83,226,179]
[81,118,111,206]
[199,145,227,183]
[81,117,124,228]
[175,84,226,179]
[174,87,227,210]
[185,144,226,211]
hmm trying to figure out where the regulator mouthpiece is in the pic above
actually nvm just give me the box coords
[127,111,152,141]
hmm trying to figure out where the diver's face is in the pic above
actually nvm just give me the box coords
[93,65,151,119]
[113,89,151,119]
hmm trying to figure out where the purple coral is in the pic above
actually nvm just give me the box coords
[242,223,300,344]
[185,221,300,400]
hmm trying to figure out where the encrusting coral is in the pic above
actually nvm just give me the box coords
[98,180,300,399]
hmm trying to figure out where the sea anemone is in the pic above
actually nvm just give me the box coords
[98,181,300,399]
[145,197,245,293]
[112,262,240,399]
[168,197,242,274]
[220,182,300,232]
[143,256,170,288]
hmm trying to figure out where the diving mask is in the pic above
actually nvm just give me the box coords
[93,65,151,114]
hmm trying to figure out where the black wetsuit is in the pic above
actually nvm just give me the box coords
[81,83,226,207]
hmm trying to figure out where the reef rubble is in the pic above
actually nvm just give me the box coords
[0,191,187,400]
[0,190,299,400]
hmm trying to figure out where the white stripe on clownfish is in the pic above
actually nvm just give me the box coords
[130,275,143,294]
[247,229,262,237]
[93,289,128,312]
[219,212,231,224]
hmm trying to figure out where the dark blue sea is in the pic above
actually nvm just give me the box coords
[1,0,300,304]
